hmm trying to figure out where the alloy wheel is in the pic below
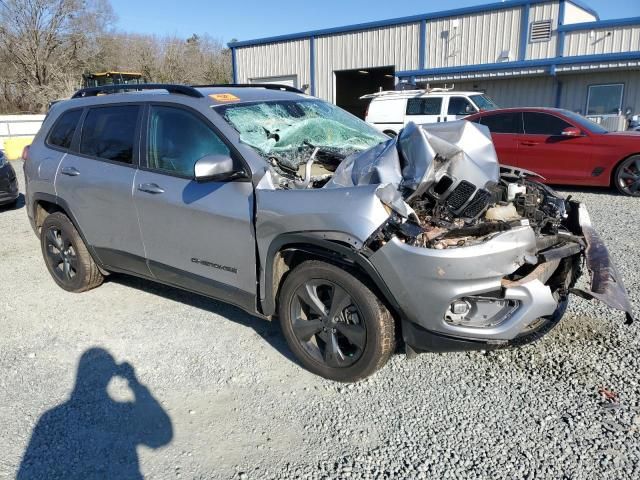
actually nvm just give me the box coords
[616,157,640,195]
[44,227,78,283]
[289,280,367,368]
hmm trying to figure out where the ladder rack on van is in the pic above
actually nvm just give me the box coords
[360,84,455,100]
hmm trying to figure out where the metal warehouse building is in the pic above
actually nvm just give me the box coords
[229,0,640,126]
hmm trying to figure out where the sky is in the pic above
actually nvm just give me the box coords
[109,0,640,43]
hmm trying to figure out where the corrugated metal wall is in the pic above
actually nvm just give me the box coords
[564,26,640,56]
[557,70,640,114]
[455,76,558,107]
[426,7,522,68]
[235,39,311,87]
[315,24,421,101]
[526,1,560,60]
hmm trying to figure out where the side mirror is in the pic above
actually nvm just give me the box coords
[561,126,582,137]
[194,154,244,182]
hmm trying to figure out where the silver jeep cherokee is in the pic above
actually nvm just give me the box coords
[24,84,634,382]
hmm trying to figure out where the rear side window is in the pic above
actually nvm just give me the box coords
[47,109,82,149]
[448,97,477,116]
[147,106,230,177]
[406,97,442,116]
[79,105,140,164]
[523,112,572,136]
[478,112,523,134]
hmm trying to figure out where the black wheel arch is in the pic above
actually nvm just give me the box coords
[260,234,405,323]
[31,192,106,271]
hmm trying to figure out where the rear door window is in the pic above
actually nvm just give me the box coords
[47,109,83,150]
[147,106,230,177]
[406,97,443,116]
[478,112,523,134]
[79,105,140,164]
[523,112,572,136]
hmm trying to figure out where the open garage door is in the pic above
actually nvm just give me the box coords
[335,67,395,119]
[250,75,298,88]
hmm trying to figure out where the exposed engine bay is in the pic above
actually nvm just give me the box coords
[252,119,635,327]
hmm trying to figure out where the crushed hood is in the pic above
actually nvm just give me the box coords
[325,121,500,204]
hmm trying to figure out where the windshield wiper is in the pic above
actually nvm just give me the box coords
[302,141,346,163]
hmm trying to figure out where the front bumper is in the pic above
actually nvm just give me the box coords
[369,226,562,343]
[369,205,634,351]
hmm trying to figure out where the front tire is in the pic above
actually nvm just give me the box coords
[278,260,396,382]
[40,212,103,292]
[613,155,640,196]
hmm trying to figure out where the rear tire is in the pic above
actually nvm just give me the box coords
[40,212,103,292]
[278,260,396,382]
[613,155,640,196]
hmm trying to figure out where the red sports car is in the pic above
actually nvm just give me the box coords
[466,107,640,196]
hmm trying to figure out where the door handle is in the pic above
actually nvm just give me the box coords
[137,183,165,194]
[60,166,80,176]
[520,141,539,147]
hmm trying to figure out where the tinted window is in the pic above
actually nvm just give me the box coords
[523,112,572,135]
[48,109,82,149]
[448,97,476,116]
[79,106,139,164]
[148,106,230,177]
[478,112,523,134]
[406,97,442,116]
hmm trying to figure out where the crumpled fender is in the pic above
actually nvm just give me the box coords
[572,204,635,325]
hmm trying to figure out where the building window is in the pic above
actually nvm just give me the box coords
[586,84,624,116]
[530,20,552,42]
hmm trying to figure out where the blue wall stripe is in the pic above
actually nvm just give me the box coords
[396,51,640,77]
[555,80,563,107]
[519,3,530,61]
[557,0,566,57]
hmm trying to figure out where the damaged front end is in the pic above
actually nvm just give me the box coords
[325,121,635,352]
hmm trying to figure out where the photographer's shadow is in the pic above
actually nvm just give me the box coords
[17,348,173,480]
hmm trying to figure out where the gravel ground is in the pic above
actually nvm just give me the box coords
[1,160,639,479]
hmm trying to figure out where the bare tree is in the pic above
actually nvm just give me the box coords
[0,0,232,113]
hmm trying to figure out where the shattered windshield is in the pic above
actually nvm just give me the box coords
[217,99,388,165]
[470,94,498,111]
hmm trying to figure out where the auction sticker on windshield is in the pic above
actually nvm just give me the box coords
[209,93,240,102]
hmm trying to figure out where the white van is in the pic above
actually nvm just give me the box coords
[362,88,498,136]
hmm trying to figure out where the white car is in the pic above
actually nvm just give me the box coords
[363,88,498,136]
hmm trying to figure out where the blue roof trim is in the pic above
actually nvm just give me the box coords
[396,51,640,77]
[228,0,583,48]
[566,0,600,20]
[558,17,640,32]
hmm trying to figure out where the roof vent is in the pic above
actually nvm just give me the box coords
[530,20,553,42]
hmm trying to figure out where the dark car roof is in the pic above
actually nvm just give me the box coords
[467,107,569,119]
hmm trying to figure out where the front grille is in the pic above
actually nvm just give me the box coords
[462,189,492,218]
[446,180,476,210]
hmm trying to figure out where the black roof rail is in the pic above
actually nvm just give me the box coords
[71,83,205,99]
[191,83,305,94]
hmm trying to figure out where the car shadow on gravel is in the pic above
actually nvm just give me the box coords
[0,192,25,211]
[17,348,173,479]
[111,274,301,366]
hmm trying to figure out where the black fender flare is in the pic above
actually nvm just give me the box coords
[30,192,106,270]
[260,233,405,321]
